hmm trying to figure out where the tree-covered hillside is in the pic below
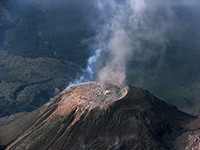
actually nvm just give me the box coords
[0,0,200,115]
[0,0,98,67]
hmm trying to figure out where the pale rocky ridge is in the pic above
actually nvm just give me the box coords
[0,82,199,150]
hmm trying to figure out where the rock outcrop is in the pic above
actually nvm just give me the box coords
[1,82,199,150]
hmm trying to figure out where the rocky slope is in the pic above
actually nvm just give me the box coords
[0,82,199,150]
[0,50,80,117]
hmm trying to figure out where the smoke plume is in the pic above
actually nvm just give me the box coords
[67,48,102,88]
[92,0,173,87]
[68,0,200,88]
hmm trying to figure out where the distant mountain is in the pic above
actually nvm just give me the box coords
[1,82,199,150]
[0,0,97,67]
[1,0,200,114]
[0,50,80,117]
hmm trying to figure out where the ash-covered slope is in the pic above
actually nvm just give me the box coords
[2,82,199,150]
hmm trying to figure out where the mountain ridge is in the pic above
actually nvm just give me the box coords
[0,50,80,117]
[1,82,199,150]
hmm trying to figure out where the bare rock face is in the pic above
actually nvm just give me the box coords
[1,82,198,150]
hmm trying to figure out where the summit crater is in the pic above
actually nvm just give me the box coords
[0,82,199,150]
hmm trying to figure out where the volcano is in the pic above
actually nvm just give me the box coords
[1,82,199,150]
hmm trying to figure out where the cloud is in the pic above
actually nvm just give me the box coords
[60,0,200,88]
[91,0,175,87]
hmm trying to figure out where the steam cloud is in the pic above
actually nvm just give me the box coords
[70,0,174,87]
[96,0,175,87]
[67,48,102,88]
[68,0,200,88]
[3,0,200,110]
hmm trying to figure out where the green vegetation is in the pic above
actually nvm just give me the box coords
[1,1,92,67]
[1,1,200,114]
[0,67,20,83]
[128,42,200,111]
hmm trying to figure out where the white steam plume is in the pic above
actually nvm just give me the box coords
[67,48,102,88]
[67,0,175,88]
[94,0,174,87]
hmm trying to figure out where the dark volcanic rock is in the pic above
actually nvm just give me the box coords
[1,82,198,150]
[0,50,80,117]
